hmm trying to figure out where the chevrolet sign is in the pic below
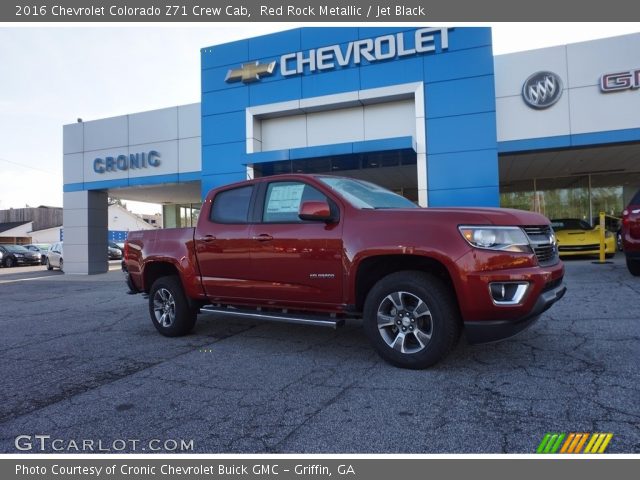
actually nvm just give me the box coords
[225,28,451,83]
[225,61,276,83]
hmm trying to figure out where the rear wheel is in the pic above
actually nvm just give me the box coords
[363,271,461,369]
[59,259,63,272]
[148,276,197,337]
[627,258,640,277]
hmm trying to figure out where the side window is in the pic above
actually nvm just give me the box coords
[210,185,253,224]
[263,182,328,223]
[631,189,640,205]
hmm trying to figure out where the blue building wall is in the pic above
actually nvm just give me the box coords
[200,27,500,207]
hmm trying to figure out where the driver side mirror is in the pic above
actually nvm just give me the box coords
[299,201,335,222]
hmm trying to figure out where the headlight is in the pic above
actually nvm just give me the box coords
[458,226,532,253]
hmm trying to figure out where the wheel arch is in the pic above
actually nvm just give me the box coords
[352,254,459,312]
[142,261,181,293]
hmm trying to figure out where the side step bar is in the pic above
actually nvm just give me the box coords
[199,305,345,329]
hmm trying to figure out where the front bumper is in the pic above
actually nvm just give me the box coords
[558,238,616,256]
[16,257,41,265]
[464,281,567,344]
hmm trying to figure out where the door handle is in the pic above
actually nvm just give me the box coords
[201,235,216,242]
[253,234,273,242]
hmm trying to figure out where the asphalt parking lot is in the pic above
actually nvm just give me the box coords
[0,256,638,453]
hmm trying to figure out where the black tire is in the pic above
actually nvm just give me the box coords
[46,258,53,271]
[605,253,615,259]
[627,258,640,277]
[148,275,197,337]
[59,259,63,272]
[363,271,461,369]
[5,257,15,268]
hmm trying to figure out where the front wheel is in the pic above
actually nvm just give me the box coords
[627,258,640,277]
[5,257,15,268]
[148,276,197,337]
[363,271,461,369]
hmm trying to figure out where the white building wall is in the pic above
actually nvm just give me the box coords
[63,104,201,274]
[28,226,62,244]
[108,204,156,232]
[494,33,640,142]
[260,99,416,152]
[0,222,33,238]
[63,103,201,187]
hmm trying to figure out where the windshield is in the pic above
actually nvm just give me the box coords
[318,177,418,209]
[551,219,592,231]
[2,245,30,253]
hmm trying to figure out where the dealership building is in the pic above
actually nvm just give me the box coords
[62,27,640,274]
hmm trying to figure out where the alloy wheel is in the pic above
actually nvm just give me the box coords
[153,288,176,328]
[376,291,434,354]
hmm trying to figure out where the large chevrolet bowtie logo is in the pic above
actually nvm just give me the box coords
[225,61,276,83]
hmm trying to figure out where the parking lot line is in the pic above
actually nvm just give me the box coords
[0,275,53,285]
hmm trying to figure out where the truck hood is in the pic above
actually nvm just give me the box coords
[366,207,550,227]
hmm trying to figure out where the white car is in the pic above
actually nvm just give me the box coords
[46,242,64,271]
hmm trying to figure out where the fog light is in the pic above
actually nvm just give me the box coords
[489,282,529,305]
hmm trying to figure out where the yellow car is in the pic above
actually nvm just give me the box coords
[551,218,616,258]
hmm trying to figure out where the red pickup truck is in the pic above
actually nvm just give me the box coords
[123,174,566,369]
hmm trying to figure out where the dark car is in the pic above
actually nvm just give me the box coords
[0,244,42,267]
[622,189,640,276]
[108,242,123,260]
[24,244,50,265]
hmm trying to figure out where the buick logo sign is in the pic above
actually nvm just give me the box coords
[522,71,563,109]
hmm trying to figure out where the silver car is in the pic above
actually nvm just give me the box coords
[46,242,64,271]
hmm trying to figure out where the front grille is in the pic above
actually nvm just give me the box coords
[533,244,556,263]
[522,225,559,266]
[558,244,599,252]
[523,225,552,240]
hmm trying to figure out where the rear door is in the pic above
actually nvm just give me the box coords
[195,184,256,301]
[247,180,344,307]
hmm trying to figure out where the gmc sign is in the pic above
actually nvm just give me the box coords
[600,69,640,92]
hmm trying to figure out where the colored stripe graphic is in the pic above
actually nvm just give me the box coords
[538,433,613,453]
[584,433,613,453]
[537,433,565,453]
[573,433,590,453]
[560,433,588,453]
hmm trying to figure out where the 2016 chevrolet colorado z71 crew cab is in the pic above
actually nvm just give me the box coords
[123,174,566,369]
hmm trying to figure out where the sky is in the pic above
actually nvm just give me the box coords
[0,23,639,214]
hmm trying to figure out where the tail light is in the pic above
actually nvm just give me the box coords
[123,242,129,260]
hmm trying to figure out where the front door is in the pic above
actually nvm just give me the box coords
[248,180,344,308]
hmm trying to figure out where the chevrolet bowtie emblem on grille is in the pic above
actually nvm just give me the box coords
[225,61,276,83]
